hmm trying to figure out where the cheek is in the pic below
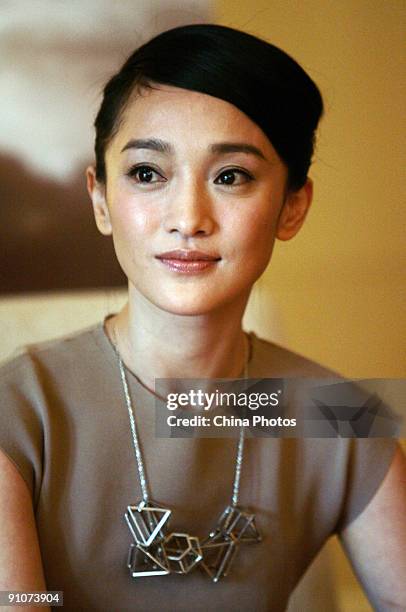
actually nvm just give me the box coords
[109,191,158,241]
[225,204,279,254]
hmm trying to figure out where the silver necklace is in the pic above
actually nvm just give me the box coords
[114,331,261,582]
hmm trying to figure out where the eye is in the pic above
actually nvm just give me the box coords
[127,164,166,184]
[214,168,253,186]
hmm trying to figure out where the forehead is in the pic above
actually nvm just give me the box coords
[109,85,277,158]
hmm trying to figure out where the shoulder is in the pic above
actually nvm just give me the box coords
[0,321,105,386]
[248,331,340,378]
[247,334,399,535]
[0,321,110,502]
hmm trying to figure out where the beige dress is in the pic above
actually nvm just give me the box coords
[0,319,397,611]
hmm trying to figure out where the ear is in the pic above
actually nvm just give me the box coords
[276,178,313,241]
[86,166,112,236]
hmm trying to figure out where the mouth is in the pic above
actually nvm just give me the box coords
[155,249,221,274]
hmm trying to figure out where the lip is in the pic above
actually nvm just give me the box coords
[156,249,221,261]
[155,249,221,274]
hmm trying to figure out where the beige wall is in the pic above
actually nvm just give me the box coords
[217,0,406,378]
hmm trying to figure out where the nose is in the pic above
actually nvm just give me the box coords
[163,178,215,237]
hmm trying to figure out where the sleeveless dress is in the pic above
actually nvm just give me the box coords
[0,319,397,611]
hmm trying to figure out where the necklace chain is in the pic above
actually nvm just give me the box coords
[108,320,261,582]
[115,332,249,507]
[118,357,150,502]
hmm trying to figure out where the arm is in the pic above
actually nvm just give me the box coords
[0,450,49,612]
[339,444,406,611]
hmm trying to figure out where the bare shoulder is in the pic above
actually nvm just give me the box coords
[0,450,49,604]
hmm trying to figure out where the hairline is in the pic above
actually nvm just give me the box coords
[99,79,303,192]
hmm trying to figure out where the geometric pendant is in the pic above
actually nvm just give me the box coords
[127,542,169,577]
[125,500,171,547]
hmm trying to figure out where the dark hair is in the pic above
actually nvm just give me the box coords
[94,24,323,190]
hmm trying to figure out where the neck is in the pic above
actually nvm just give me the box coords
[106,284,250,391]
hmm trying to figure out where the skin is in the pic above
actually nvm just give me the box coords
[87,85,312,389]
[0,452,49,612]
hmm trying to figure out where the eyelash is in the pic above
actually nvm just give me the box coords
[214,168,254,186]
[126,165,164,184]
[126,165,254,187]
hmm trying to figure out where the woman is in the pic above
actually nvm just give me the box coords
[0,24,405,611]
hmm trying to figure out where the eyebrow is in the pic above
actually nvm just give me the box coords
[120,138,267,160]
[121,138,174,154]
[210,142,267,160]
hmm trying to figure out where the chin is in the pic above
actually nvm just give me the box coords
[148,282,252,317]
[152,295,221,317]
[129,274,254,316]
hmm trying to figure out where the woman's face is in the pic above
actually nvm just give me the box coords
[88,85,311,316]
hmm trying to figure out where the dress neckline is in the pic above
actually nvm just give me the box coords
[96,313,257,388]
